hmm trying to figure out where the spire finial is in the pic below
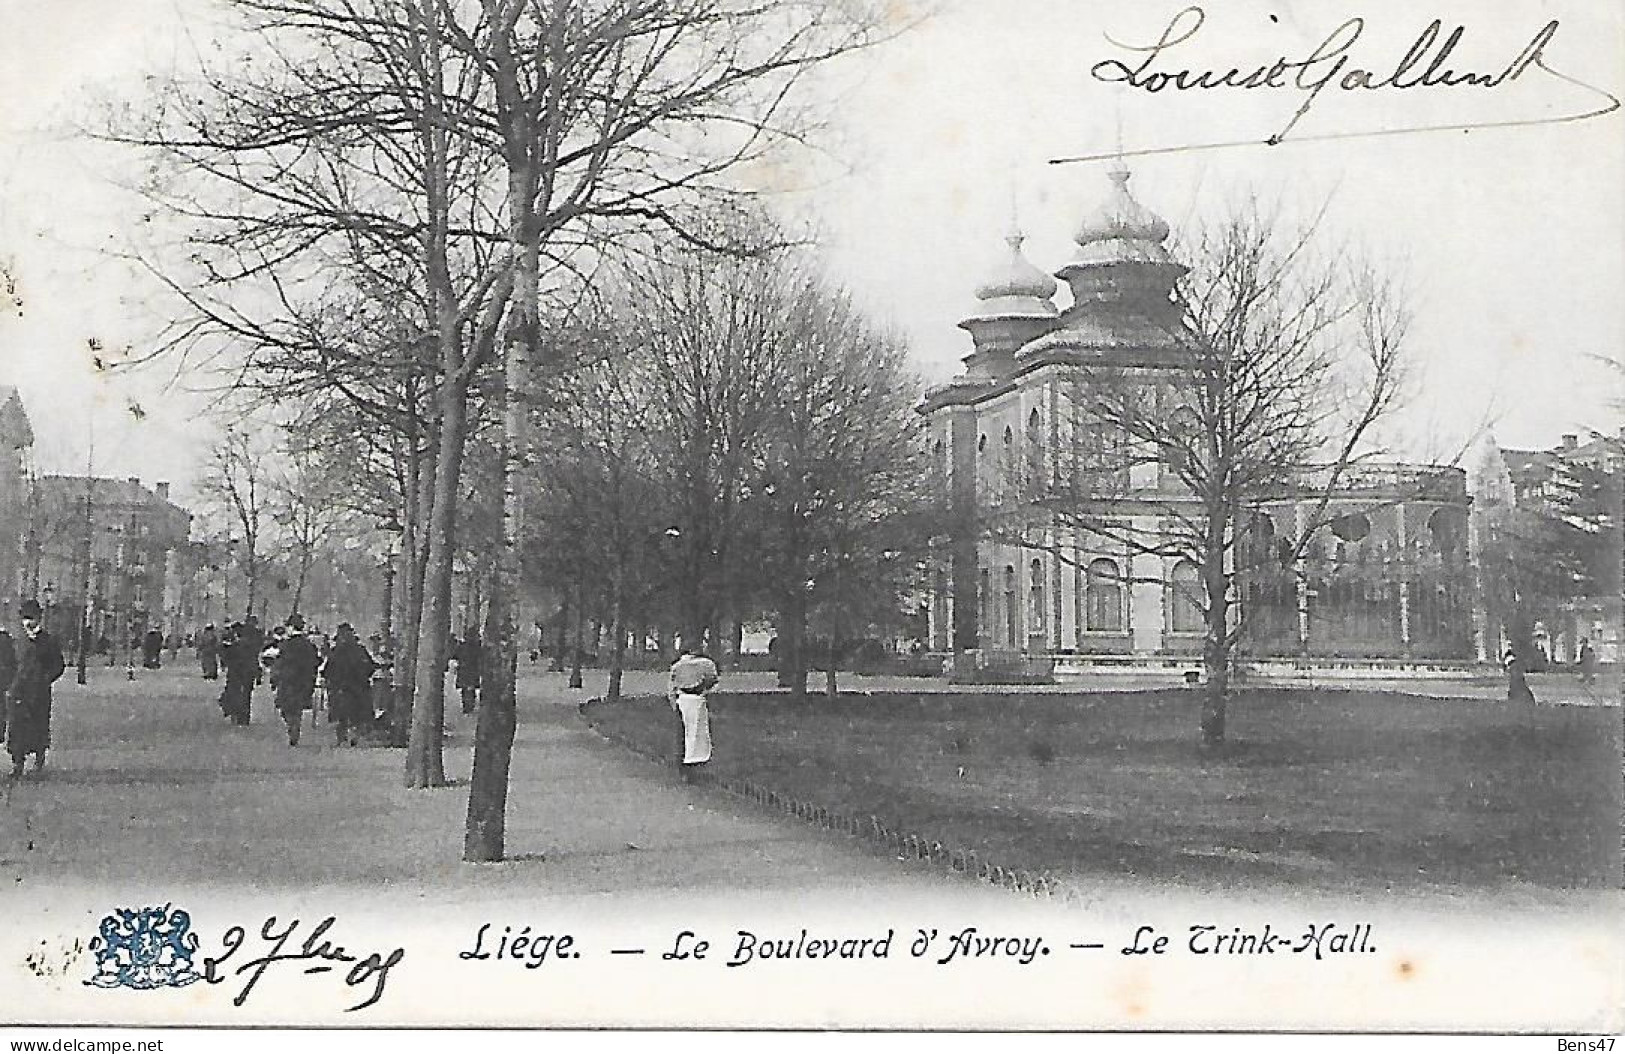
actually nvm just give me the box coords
[1110,90,1130,183]
[1114,90,1124,161]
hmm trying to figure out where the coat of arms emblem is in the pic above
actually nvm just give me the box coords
[85,905,203,990]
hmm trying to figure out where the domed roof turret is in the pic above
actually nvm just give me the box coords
[1067,165,1175,268]
[962,228,1058,324]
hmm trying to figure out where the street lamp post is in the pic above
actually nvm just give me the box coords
[76,481,93,686]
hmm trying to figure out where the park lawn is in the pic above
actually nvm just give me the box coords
[584,689,1623,892]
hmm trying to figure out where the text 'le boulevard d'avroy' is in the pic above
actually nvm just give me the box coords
[1090,6,1568,144]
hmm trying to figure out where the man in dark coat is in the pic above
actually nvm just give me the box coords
[0,627,16,742]
[219,623,256,725]
[8,600,66,778]
[142,628,164,669]
[272,614,321,747]
[240,615,266,686]
[198,625,220,680]
[454,628,483,715]
[322,623,374,747]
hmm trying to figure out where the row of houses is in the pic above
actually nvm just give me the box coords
[0,386,198,648]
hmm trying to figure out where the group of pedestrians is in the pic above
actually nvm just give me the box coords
[0,593,725,781]
[205,613,384,747]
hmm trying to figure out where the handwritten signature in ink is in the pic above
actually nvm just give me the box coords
[1088,6,1596,146]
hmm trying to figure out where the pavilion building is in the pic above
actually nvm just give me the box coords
[917,168,1475,669]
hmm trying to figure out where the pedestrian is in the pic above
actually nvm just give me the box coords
[1505,649,1536,707]
[271,615,321,747]
[260,624,286,683]
[240,615,266,686]
[198,624,220,681]
[7,599,66,779]
[143,628,164,669]
[322,623,374,747]
[1577,638,1597,685]
[219,623,256,725]
[0,625,15,743]
[454,627,482,715]
[667,638,718,780]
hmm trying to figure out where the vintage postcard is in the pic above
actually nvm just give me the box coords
[0,0,1619,1037]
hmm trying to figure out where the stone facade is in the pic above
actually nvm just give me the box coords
[1471,431,1624,664]
[29,475,192,650]
[0,386,34,620]
[919,169,1475,663]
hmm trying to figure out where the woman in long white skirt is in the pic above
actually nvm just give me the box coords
[669,644,718,778]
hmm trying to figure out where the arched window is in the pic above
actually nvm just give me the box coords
[1162,406,1199,481]
[1170,559,1203,634]
[1001,426,1015,500]
[1003,564,1018,646]
[1026,408,1044,495]
[1427,508,1465,555]
[1085,558,1124,633]
[1330,513,1371,542]
[1241,512,1278,572]
[931,438,945,500]
[1028,557,1046,639]
[979,567,990,638]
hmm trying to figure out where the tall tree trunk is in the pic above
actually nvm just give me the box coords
[606,581,626,702]
[779,587,808,700]
[568,581,585,689]
[825,567,841,698]
[393,436,434,748]
[1200,505,1231,747]
[551,590,569,671]
[407,372,467,788]
[466,2,534,857]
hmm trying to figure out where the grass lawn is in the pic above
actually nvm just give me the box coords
[584,689,1623,892]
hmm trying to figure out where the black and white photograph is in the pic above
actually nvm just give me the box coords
[0,0,1619,1038]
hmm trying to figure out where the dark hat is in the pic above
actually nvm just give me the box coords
[19,599,42,620]
[288,613,305,630]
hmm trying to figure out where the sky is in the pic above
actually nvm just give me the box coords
[0,0,1621,504]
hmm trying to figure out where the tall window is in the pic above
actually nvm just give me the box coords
[1085,558,1124,633]
[1170,559,1203,633]
[1026,408,1044,496]
[1028,557,1046,640]
[979,567,990,639]
[1001,426,1015,501]
[1003,564,1018,646]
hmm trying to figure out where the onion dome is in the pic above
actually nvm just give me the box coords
[962,229,1058,323]
[1066,165,1175,268]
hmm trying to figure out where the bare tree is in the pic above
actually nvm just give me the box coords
[1026,197,1410,746]
[200,427,281,620]
[268,439,350,618]
[749,276,929,698]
